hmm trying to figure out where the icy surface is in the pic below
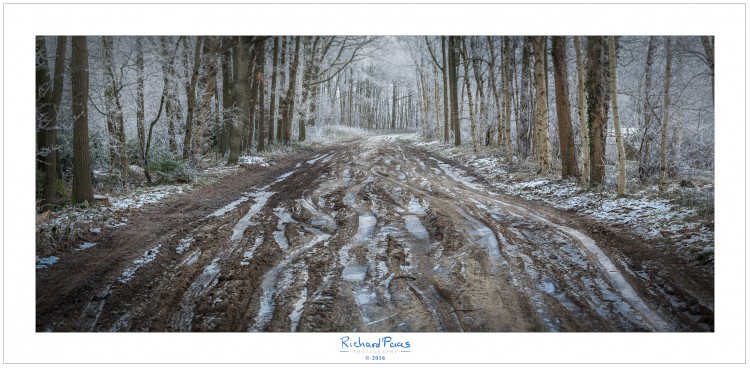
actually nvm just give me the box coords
[239,156,270,167]
[289,284,308,332]
[110,186,186,211]
[403,215,429,240]
[118,244,162,284]
[36,256,60,269]
[176,236,194,254]
[208,194,251,218]
[273,207,294,250]
[75,242,97,251]
[231,191,274,243]
[240,236,265,266]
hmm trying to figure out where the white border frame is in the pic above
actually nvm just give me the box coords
[3,2,745,364]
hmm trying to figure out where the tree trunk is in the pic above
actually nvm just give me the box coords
[552,36,579,178]
[502,36,513,162]
[183,36,204,160]
[470,37,487,147]
[38,36,66,209]
[586,36,606,186]
[637,36,656,180]
[486,36,503,149]
[193,36,218,158]
[160,37,179,156]
[573,36,590,183]
[659,36,673,192]
[219,38,233,155]
[36,37,49,174]
[460,38,477,153]
[608,36,627,196]
[448,36,461,146]
[277,36,288,143]
[268,36,279,145]
[531,36,552,174]
[391,84,398,130]
[441,36,450,143]
[284,37,301,143]
[136,37,146,168]
[227,38,248,165]
[71,36,93,205]
[255,39,266,151]
[700,36,714,103]
[518,38,533,160]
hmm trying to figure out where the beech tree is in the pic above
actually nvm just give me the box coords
[501,37,513,162]
[659,36,673,192]
[531,36,552,174]
[585,36,607,186]
[448,36,460,146]
[182,36,203,160]
[573,36,589,182]
[637,36,657,180]
[608,36,627,196]
[71,36,93,205]
[517,38,533,160]
[551,36,579,178]
[37,36,66,209]
[459,37,477,153]
[283,36,301,143]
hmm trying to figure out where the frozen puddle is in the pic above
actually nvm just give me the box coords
[306,154,325,165]
[75,242,97,251]
[355,215,377,243]
[231,191,274,243]
[289,274,309,332]
[339,214,377,268]
[403,215,428,240]
[207,194,251,218]
[36,256,60,269]
[342,264,368,282]
[299,197,336,230]
[173,257,222,331]
[250,235,330,332]
[181,249,201,266]
[408,197,429,215]
[273,207,295,250]
[240,236,265,266]
[176,236,194,254]
[430,158,483,191]
[118,244,162,284]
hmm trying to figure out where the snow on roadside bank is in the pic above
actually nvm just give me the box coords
[405,134,714,268]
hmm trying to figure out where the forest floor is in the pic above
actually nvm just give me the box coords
[35,134,714,332]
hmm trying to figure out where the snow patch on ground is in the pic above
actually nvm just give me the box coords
[273,207,295,250]
[36,256,60,269]
[240,236,265,266]
[231,191,274,243]
[75,242,97,251]
[289,283,308,332]
[239,156,271,167]
[176,236,194,254]
[110,186,186,211]
[403,215,429,240]
[118,244,162,284]
[207,194,251,218]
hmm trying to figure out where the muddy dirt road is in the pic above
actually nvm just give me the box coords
[36,135,714,332]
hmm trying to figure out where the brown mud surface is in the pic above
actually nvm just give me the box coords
[36,135,713,332]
